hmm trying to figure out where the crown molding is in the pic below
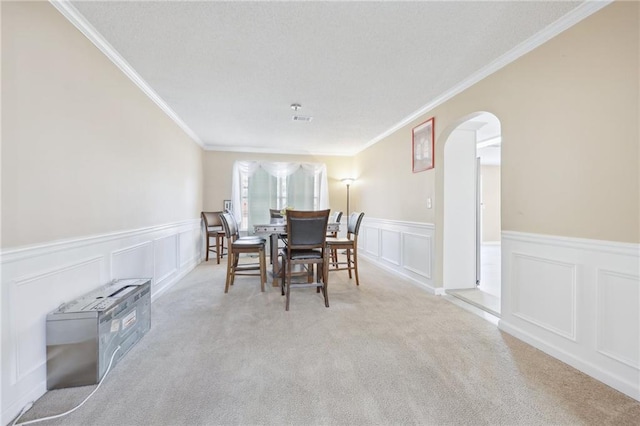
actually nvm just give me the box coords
[49,0,611,157]
[357,0,613,154]
[202,143,354,157]
[49,0,204,148]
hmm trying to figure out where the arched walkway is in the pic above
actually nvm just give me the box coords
[441,112,502,315]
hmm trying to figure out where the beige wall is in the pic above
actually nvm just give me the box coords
[1,1,204,248]
[481,165,501,243]
[203,151,354,214]
[354,2,638,284]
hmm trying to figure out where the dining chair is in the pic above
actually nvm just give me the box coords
[201,211,226,264]
[327,211,343,238]
[280,209,330,311]
[326,212,365,286]
[327,211,343,265]
[220,212,267,293]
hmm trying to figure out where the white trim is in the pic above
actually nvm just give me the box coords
[499,319,639,402]
[48,0,204,148]
[1,219,200,264]
[357,0,612,154]
[358,255,440,296]
[363,217,436,231]
[595,269,640,369]
[503,231,639,257]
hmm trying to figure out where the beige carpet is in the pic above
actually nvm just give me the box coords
[15,256,640,425]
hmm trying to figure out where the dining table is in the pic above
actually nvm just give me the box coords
[253,220,340,285]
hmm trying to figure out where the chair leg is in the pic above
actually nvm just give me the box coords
[205,236,210,261]
[322,258,329,307]
[259,247,266,292]
[232,250,239,287]
[281,256,286,296]
[353,247,360,286]
[215,236,221,264]
[285,260,292,311]
[346,249,353,279]
[224,251,233,293]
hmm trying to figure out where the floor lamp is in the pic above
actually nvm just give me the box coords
[341,178,354,221]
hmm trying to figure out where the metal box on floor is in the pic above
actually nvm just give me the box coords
[46,278,151,390]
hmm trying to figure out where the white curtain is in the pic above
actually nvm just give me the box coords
[231,161,329,230]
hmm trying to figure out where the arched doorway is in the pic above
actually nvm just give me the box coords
[442,112,501,316]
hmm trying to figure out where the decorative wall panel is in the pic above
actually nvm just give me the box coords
[596,269,640,368]
[511,253,576,340]
[111,242,154,282]
[403,234,432,279]
[380,229,401,265]
[154,235,178,285]
[357,218,435,293]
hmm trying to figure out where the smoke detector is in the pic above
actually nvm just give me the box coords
[290,103,312,122]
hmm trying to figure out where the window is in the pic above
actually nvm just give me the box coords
[231,161,329,232]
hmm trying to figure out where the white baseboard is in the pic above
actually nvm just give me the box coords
[499,319,639,401]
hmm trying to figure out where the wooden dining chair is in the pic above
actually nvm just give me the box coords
[280,209,330,311]
[220,212,267,293]
[326,212,365,286]
[327,211,343,238]
[201,211,226,264]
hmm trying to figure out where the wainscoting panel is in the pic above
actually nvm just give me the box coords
[511,253,576,341]
[358,218,436,293]
[180,227,202,269]
[111,241,154,282]
[1,219,201,425]
[403,233,432,279]
[500,231,640,401]
[154,234,179,287]
[362,225,380,257]
[596,269,640,369]
[380,229,401,265]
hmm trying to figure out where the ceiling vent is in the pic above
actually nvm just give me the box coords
[292,115,313,122]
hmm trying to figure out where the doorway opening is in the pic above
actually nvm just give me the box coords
[442,112,501,317]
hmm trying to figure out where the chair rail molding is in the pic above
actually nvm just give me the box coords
[500,231,639,401]
[1,219,203,425]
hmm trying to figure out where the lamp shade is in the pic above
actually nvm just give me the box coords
[341,178,355,186]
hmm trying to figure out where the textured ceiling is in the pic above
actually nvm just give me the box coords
[65,1,595,156]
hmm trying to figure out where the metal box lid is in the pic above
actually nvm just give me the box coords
[48,278,151,317]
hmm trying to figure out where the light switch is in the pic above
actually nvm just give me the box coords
[427,197,432,209]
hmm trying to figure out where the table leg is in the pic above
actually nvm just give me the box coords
[271,233,280,286]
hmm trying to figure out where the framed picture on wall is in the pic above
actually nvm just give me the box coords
[412,117,435,173]
[223,200,232,212]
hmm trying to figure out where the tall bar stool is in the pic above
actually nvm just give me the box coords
[326,212,365,286]
[220,212,267,293]
[280,209,331,311]
[201,211,226,264]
